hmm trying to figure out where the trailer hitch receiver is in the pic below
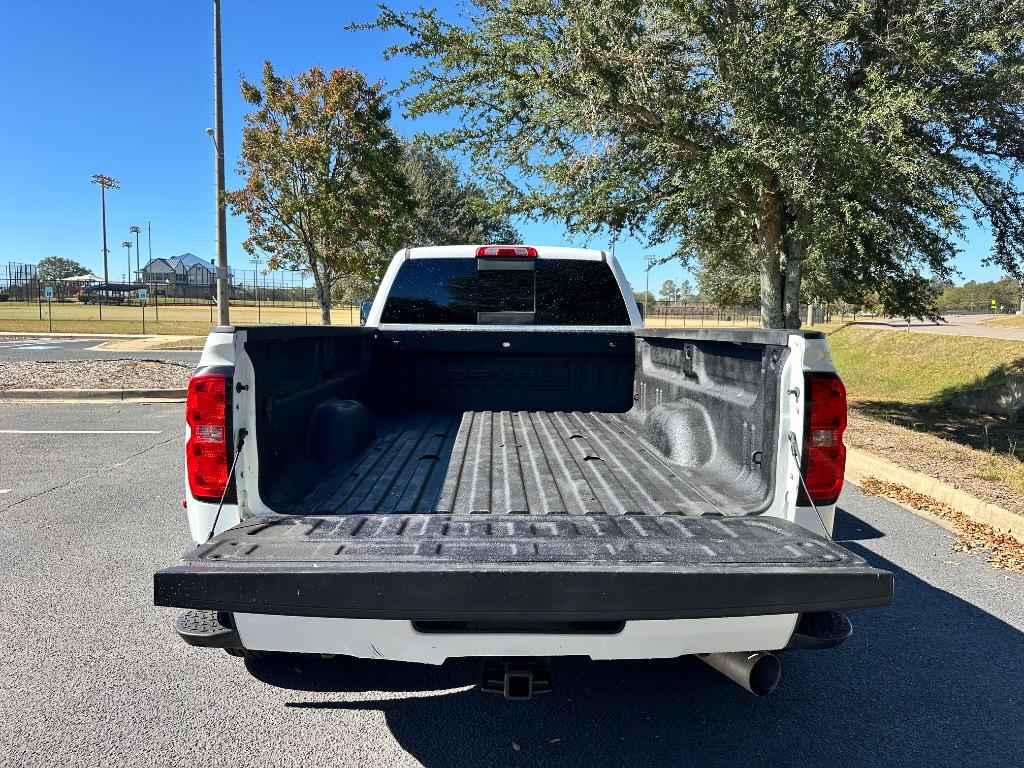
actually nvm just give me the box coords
[480,659,553,700]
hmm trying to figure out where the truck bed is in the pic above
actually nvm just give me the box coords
[295,409,736,516]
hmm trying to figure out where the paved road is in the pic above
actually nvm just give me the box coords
[1,401,1021,768]
[854,313,1024,340]
[0,335,201,364]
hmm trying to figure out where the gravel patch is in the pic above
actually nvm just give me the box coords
[0,359,192,390]
[847,410,1024,514]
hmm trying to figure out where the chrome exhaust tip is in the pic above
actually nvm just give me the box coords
[699,651,782,696]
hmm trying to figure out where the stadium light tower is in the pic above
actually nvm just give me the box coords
[121,241,133,286]
[643,254,656,324]
[129,225,141,281]
[91,174,119,318]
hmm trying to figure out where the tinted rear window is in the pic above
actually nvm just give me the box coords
[381,258,631,325]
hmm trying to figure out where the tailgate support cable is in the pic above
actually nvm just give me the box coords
[206,428,247,543]
[787,432,831,539]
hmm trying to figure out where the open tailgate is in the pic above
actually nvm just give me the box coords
[154,514,892,621]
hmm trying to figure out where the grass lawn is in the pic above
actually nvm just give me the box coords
[827,325,1024,503]
[0,301,360,335]
[827,325,1024,404]
[146,336,210,350]
[982,315,1024,328]
[0,300,812,335]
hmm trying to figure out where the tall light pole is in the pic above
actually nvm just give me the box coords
[249,254,262,322]
[91,174,119,319]
[122,241,133,286]
[301,270,308,325]
[643,255,655,326]
[211,0,229,326]
[129,225,141,281]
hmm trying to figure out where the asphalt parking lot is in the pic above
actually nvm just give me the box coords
[1,401,1022,768]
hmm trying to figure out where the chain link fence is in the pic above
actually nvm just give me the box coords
[640,301,834,326]
[3,260,851,328]
[0,262,338,310]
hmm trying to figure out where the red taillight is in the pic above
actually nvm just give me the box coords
[475,245,538,257]
[185,370,235,503]
[799,373,847,506]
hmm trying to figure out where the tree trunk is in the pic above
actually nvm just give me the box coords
[782,235,804,329]
[1019,279,1024,316]
[759,257,785,329]
[758,244,804,329]
[758,192,806,330]
[757,189,786,329]
[778,200,806,329]
[313,272,331,326]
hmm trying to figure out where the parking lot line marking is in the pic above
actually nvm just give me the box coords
[0,430,163,435]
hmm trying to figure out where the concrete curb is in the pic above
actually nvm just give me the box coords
[845,446,1024,543]
[0,388,186,402]
[0,331,164,339]
[88,339,200,353]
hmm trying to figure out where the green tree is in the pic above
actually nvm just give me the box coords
[659,279,678,302]
[37,256,89,284]
[936,277,1020,313]
[330,273,377,306]
[697,251,761,307]
[226,62,413,324]
[633,290,656,306]
[986,251,1024,314]
[402,141,520,246]
[369,1,1024,328]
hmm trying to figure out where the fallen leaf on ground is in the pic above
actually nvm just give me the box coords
[860,477,1024,574]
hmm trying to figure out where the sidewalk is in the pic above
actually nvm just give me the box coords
[852,314,1024,340]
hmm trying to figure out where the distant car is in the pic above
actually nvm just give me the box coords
[359,299,373,326]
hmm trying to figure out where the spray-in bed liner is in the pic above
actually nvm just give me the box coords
[296,409,747,516]
[154,512,894,620]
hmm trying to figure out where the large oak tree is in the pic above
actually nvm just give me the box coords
[368,0,1024,328]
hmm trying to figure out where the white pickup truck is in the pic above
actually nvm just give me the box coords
[155,244,892,699]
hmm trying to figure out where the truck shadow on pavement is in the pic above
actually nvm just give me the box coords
[246,508,1024,768]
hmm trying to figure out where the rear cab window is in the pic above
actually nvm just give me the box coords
[380,257,632,325]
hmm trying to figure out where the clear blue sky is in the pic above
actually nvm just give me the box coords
[0,1,1004,293]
